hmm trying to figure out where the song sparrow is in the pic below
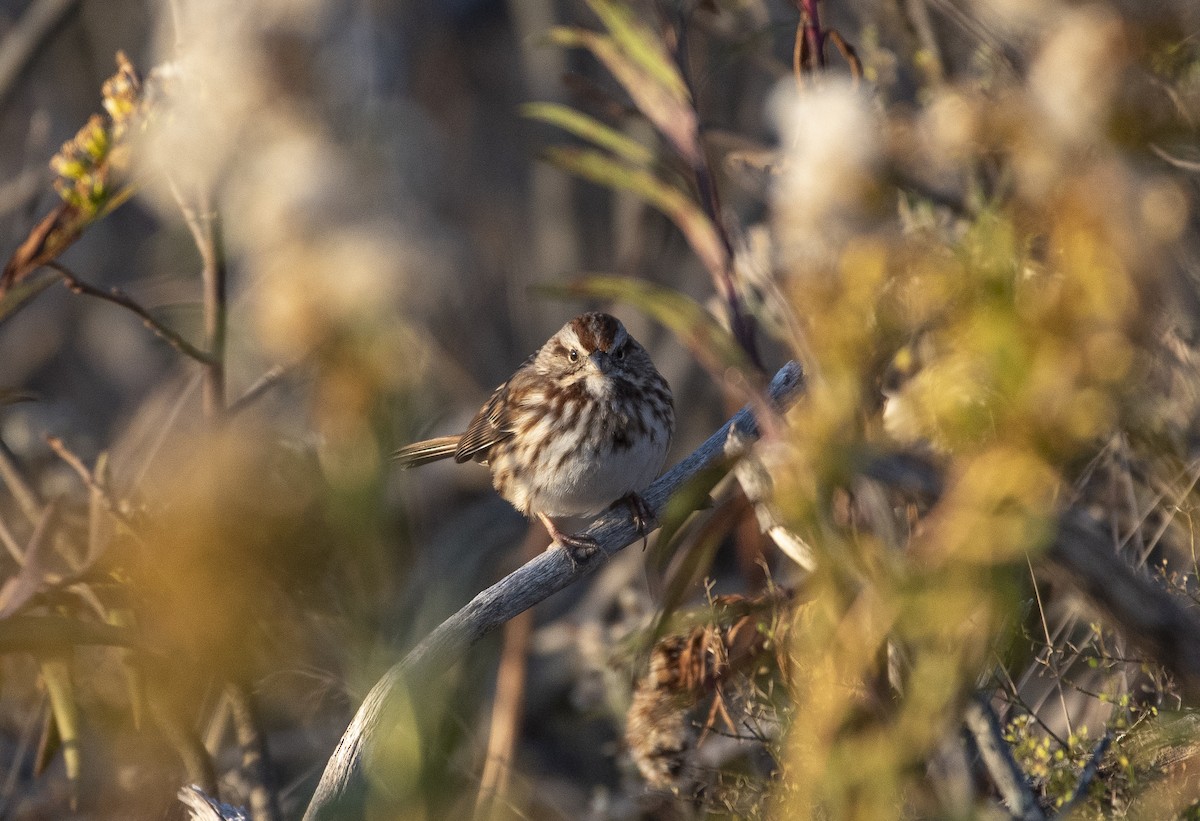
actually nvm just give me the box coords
[394,312,674,561]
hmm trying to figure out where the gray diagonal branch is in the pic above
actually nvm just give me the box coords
[301,361,805,821]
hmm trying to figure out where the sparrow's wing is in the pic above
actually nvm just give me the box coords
[454,380,516,463]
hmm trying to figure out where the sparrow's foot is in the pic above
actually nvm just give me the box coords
[614,492,657,549]
[538,513,601,567]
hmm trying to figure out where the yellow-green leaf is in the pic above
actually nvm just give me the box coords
[521,102,655,166]
[540,147,723,277]
[585,0,689,103]
[547,27,700,165]
[40,655,80,809]
[647,458,731,578]
[108,608,145,730]
[33,699,58,777]
[651,492,744,645]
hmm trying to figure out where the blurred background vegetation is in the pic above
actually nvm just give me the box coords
[0,0,1199,818]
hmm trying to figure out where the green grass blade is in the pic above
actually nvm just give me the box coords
[40,656,81,810]
[585,0,690,103]
[540,147,723,276]
[521,102,655,166]
[547,28,700,164]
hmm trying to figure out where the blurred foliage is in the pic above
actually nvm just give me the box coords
[1,0,1200,819]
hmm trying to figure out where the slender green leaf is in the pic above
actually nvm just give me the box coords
[33,699,57,777]
[108,608,145,730]
[647,459,731,579]
[539,275,751,377]
[521,102,655,166]
[0,269,62,328]
[651,493,745,644]
[40,655,80,809]
[548,28,700,164]
[85,451,111,570]
[540,147,723,276]
[585,0,689,102]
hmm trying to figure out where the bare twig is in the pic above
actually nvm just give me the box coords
[171,168,273,813]
[1151,143,1200,173]
[169,185,227,418]
[0,0,81,115]
[474,531,543,817]
[1025,557,1074,739]
[151,692,220,800]
[227,365,289,417]
[229,681,283,821]
[43,435,127,518]
[0,440,42,524]
[46,262,218,366]
[301,361,804,821]
[964,696,1045,821]
[0,514,24,566]
[827,29,863,82]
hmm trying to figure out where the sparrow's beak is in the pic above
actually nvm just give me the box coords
[589,350,613,374]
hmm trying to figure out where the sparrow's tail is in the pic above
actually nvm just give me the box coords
[392,435,462,468]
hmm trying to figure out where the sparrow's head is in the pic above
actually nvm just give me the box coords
[537,312,653,388]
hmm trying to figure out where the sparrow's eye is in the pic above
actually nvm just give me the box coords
[613,345,625,361]
[568,349,579,362]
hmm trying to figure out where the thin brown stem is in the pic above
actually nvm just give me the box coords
[166,180,227,418]
[798,0,826,71]
[229,681,283,821]
[227,365,289,418]
[668,9,762,369]
[46,262,217,366]
[149,692,220,798]
[44,435,144,546]
[827,29,862,82]
[0,514,24,566]
[0,440,42,524]
[793,20,805,89]
[197,192,227,419]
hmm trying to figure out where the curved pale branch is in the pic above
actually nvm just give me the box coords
[302,361,805,821]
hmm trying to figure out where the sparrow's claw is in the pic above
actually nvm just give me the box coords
[538,512,601,567]
[615,492,657,549]
[558,532,601,566]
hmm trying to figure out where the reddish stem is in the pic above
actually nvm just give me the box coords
[798,0,826,70]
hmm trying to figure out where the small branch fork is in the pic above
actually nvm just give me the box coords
[790,0,862,85]
[169,172,277,820]
[46,261,217,366]
[301,361,805,821]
